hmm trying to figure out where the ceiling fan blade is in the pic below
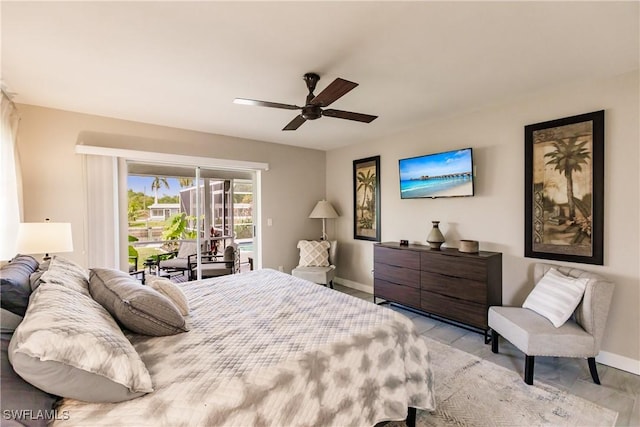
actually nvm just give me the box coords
[310,78,358,107]
[233,98,300,110]
[283,114,307,131]
[322,109,378,123]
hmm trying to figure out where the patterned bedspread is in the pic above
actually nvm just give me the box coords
[55,269,435,426]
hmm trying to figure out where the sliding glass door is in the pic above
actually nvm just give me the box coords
[126,163,254,281]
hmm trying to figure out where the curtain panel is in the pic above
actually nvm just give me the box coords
[0,92,22,260]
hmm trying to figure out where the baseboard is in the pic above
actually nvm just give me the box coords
[334,276,373,294]
[597,351,640,375]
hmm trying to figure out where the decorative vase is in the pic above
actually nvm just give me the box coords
[427,221,445,250]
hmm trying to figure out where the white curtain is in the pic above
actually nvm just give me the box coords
[0,91,22,260]
[84,154,119,268]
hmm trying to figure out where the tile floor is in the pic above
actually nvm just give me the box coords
[333,284,640,427]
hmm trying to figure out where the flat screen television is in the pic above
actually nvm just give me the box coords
[399,147,474,199]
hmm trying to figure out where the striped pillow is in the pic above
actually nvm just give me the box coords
[523,268,588,327]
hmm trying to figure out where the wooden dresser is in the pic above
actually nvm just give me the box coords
[373,242,502,341]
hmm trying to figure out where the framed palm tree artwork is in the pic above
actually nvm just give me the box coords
[353,155,381,241]
[525,110,604,265]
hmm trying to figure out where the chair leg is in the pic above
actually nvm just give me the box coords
[524,355,535,385]
[491,330,499,353]
[588,357,601,385]
[329,280,334,289]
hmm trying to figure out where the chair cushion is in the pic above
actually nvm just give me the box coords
[176,241,198,259]
[297,240,330,267]
[522,268,588,327]
[488,306,595,357]
[291,265,336,285]
[199,263,233,278]
[89,268,188,336]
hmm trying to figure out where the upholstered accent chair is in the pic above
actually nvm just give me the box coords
[291,240,337,289]
[488,263,615,386]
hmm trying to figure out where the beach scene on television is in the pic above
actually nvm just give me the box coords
[399,148,474,199]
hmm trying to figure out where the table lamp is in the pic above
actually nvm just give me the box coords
[309,200,339,240]
[16,220,73,260]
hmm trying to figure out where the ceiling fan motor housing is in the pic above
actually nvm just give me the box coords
[302,105,322,120]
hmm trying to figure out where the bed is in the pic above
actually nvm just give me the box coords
[4,257,435,427]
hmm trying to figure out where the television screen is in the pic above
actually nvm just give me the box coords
[399,148,474,199]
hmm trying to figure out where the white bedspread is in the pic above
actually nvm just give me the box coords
[55,269,435,426]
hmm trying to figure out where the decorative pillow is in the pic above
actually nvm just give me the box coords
[145,276,190,316]
[2,332,58,427]
[0,255,39,316]
[522,267,588,328]
[89,268,188,336]
[8,283,153,402]
[297,240,330,267]
[39,256,90,296]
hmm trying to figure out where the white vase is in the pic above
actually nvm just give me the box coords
[427,221,445,250]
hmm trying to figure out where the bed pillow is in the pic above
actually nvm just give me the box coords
[8,283,153,402]
[297,240,330,267]
[89,268,188,336]
[29,260,51,292]
[2,332,58,427]
[522,267,588,327]
[1,308,24,333]
[38,256,90,296]
[146,276,190,316]
[0,254,39,316]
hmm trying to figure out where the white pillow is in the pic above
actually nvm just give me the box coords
[297,240,330,267]
[146,276,190,316]
[9,283,153,402]
[522,268,588,328]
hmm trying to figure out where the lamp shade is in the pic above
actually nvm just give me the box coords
[308,200,339,219]
[16,222,73,257]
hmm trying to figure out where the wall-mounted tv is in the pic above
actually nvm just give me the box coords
[399,147,474,199]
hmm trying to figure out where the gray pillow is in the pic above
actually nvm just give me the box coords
[89,268,188,336]
[1,308,23,333]
[1,332,58,427]
[0,255,39,316]
[29,260,50,291]
[9,283,153,403]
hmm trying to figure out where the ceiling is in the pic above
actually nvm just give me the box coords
[2,1,638,151]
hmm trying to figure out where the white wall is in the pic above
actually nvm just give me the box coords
[326,71,639,369]
[16,105,326,274]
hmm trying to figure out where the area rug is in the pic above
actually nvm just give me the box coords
[398,337,618,427]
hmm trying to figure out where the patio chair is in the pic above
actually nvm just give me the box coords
[191,243,239,280]
[158,241,203,279]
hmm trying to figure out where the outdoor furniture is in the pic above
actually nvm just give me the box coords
[488,263,615,385]
[191,243,239,280]
[158,241,202,278]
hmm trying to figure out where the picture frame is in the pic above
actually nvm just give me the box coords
[524,110,604,265]
[353,155,381,241]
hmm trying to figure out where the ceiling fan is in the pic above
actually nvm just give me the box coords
[233,73,378,131]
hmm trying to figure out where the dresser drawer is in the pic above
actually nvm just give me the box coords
[374,278,420,309]
[375,246,420,270]
[420,291,487,329]
[374,262,420,288]
[421,271,487,303]
[421,252,487,281]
